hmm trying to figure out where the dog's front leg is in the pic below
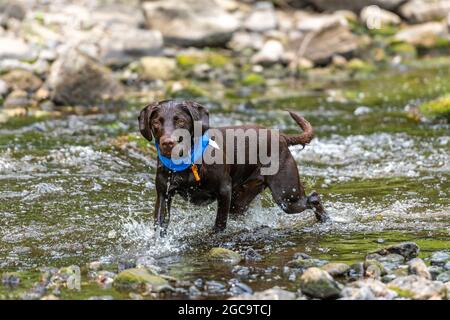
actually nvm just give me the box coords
[213,182,232,233]
[154,189,172,237]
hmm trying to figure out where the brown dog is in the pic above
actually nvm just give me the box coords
[139,99,328,235]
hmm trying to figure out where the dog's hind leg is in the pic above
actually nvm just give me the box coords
[265,151,329,222]
[230,177,265,215]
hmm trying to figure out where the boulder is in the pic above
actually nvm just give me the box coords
[208,248,242,264]
[47,48,123,107]
[371,242,419,260]
[408,258,432,279]
[436,271,450,283]
[360,5,401,29]
[395,22,448,47]
[0,37,37,61]
[229,287,296,300]
[299,267,342,299]
[142,0,239,47]
[244,2,278,32]
[113,268,169,292]
[251,40,285,65]
[137,57,177,81]
[1,70,42,93]
[388,275,446,299]
[3,90,34,109]
[365,253,405,271]
[307,0,406,12]
[430,251,450,266]
[340,279,397,300]
[96,24,163,66]
[321,263,350,277]
[399,0,450,23]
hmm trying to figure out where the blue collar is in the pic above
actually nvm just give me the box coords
[155,132,210,172]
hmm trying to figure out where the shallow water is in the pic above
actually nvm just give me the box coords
[0,59,449,299]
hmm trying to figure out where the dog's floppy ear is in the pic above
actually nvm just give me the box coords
[182,101,210,133]
[138,103,158,141]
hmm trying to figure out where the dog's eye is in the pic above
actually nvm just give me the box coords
[175,119,185,127]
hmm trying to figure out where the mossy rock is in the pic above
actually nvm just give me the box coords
[287,258,326,269]
[176,51,230,69]
[207,248,241,264]
[299,267,342,299]
[113,268,168,292]
[167,82,208,99]
[419,95,450,121]
[241,73,265,86]
[347,59,375,73]
[389,42,417,59]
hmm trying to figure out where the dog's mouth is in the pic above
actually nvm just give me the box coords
[160,146,184,158]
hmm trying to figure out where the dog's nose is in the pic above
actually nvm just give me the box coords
[160,138,175,149]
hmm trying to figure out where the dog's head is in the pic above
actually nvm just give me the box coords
[138,100,209,158]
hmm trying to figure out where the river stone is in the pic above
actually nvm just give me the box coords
[0,79,9,97]
[251,39,285,65]
[142,0,239,47]
[0,37,37,61]
[244,248,263,262]
[394,22,448,48]
[299,268,342,299]
[399,0,450,23]
[387,275,446,299]
[444,261,450,270]
[428,265,444,280]
[1,272,21,287]
[408,258,431,279]
[208,248,242,264]
[371,242,419,260]
[229,286,296,300]
[137,57,176,81]
[287,258,327,269]
[47,48,123,107]
[228,31,264,51]
[360,5,401,29]
[366,253,405,271]
[3,90,33,109]
[436,271,450,283]
[0,1,26,23]
[340,279,397,300]
[430,251,450,266]
[321,263,350,277]
[306,0,406,12]
[244,2,277,32]
[1,70,42,93]
[348,262,365,280]
[113,268,168,292]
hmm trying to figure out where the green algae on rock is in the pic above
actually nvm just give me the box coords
[113,268,169,292]
[419,95,450,121]
[207,248,242,264]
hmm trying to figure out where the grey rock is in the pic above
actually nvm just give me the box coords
[349,262,365,280]
[444,261,450,270]
[251,39,285,65]
[394,22,448,48]
[399,0,450,23]
[229,31,264,51]
[287,257,328,269]
[321,263,350,277]
[0,1,26,24]
[47,48,123,107]
[88,296,114,300]
[436,271,450,283]
[0,79,9,97]
[0,37,37,61]
[3,90,32,109]
[229,286,296,300]
[1,272,21,287]
[428,265,444,280]
[430,251,450,266]
[408,258,431,280]
[371,242,419,260]
[387,275,446,299]
[360,5,401,28]
[299,267,342,299]
[366,253,404,272]
[244,248,263,262]
[205,280,227,294]
[307,0,406,12]
[354,106,372,116]
[340,279,397,300]
[244,2,277,32]
[1,69,42,93]
[142,0,239,47]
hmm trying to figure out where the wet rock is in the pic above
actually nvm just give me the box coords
[232,265,251,277]
[3,90,33,109]
[142,0,239,47]
[228,279,253,296]
[205,280,227,294]
[340,279,397,300]
[137,57,176,81]
[47,48,123,107]
[251,39,285,65]
[1,272,21,287]
[299,268,342,299]
[208,247,242,264]
[366,253,405,271]
[371,242,419,260]
[244,2,277,32]
[354,106,372,116]
[113,268,168,292]
[444,261,450,270]
[321,263,350,277]
[394,22,448,48]
[229,286,296,300]
[387,275,446,299]
[0,37,37,61]
[228,31,264,51]
[307,0,405,12]
[430,251,450,266]
[408,258,431,280]
[365,263,383,279]
[360,5,401,29]
[189,285,201,297]
[428,265,444,280]
[293,252,312,260]
[399,0,450,23]
[287,257,327,269]
[1,70,42,93]
[436,271,450,283]
[348,262,365,280]
[244,248,263,262]
[97,24,163,66]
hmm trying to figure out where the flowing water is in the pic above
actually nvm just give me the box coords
[0,58,449,299]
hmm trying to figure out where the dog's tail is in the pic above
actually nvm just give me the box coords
[283,111,314,147]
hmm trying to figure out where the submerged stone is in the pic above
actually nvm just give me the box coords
[299,268,342,299]
[207,248,242,264]
[229,286,296,300]
[113,268,169,292]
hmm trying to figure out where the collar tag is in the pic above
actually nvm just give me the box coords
[191,164,201,182]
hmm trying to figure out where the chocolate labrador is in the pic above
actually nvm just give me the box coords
[139,99,328,235]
